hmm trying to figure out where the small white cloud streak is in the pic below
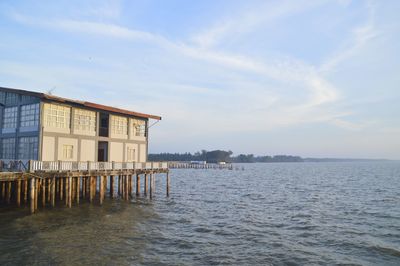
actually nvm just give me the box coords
[191,0,328,48]
[320,0,378,73]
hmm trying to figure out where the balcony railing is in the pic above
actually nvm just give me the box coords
[28,160,168,173]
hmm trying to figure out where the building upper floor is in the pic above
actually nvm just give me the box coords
[0,87,161,141]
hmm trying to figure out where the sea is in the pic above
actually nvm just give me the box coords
[0,162,399,265]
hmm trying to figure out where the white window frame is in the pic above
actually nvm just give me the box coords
[62,145,74,160]
[127,147,136,161]
[130,118,146,137]
[111,115,128,135]
[74,108,96,132]
[43,103,71,129]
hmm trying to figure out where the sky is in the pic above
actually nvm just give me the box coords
[0,0,399,159]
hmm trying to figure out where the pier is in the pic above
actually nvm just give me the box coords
[168,161,243,170]
[0,160,169,214]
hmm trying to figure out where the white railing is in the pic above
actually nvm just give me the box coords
[28,160,169,172]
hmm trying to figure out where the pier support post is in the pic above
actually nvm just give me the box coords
[1,182,4,201]
[68,177,72,208]
[35,178,38,211]
[153,174,156,196]
[17,179,21,207]
[30,178,35,214]
[82,177,86,199]
[24,179,28,204]
[6,181,11,204]
[125,175,129,200]
[51,177,56,207]
[60,177,64,201]
[166,172,170,197]
[99,176,104,205]
[144,174,148,196]
[149,174,153,199]
[47,179,51,202]
[118,175,121,196]
[65,177,69,206]
[42,178,46,207]
[136,174,140,196]
[89,176,94,203]
[110,176,114,198]
[76,177,80,204]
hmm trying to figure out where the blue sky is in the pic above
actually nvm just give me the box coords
[0,0,399,159]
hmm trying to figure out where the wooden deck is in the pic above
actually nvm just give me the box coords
[0,160,169,214]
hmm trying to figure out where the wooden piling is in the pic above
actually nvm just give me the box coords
[6,181,11,204]
[42,178,46,207]
[76,177,80,204]
[35,178,38,210]
[68,177,72,208]
[166,172,170,197]
[118,175,121,196]
[99,176,104,205]
[65,177,69,206]
[30,178,35,214]
[17,179,21,207]
[144,174,148,196]
[149,174,153,199]
[51,177,56,207]
[136,174,140,196]
[47,178,51,202]
[60,177,64,201]
[1,182,4,201]
[89,176,94,203]
[110,176,114,198]
[24,179,28,203]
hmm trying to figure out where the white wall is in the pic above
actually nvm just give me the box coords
[109,142,123,162]
[80,139,96,161]
[42,136,55,161]
[139,143,147,162]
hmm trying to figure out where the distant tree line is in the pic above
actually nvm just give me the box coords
[148,150,303,163]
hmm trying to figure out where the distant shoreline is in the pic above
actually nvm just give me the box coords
[148,151,396,163]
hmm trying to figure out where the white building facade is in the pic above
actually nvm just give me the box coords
[0,87,161,163]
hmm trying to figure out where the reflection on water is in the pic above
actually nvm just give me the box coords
[1,162,400,265]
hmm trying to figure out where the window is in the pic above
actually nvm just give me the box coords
[1,138,15,159]
[5,93,19,105]
[127,147,136,161]
[130,119,146,137]
[18,137,38,159]
[111,115,127,135]
[74,108,96,132]
[62,145,73,159]
[43,103,71,129]
[20,103,40,127]
[0,92,5,105]
[3,106,18,128]
[21,95,37,103]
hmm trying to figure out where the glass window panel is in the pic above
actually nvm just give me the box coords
[2,106,18,128]
[130,118,146,137]
[1,138,16,159]
[20,103,39,127]
[17,137,38,159]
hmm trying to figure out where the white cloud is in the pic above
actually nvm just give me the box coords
[320,0,378,73]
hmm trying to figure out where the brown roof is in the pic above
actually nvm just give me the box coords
[0,86,161,120]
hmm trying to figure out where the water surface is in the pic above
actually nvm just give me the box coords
[1,162,400,265]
